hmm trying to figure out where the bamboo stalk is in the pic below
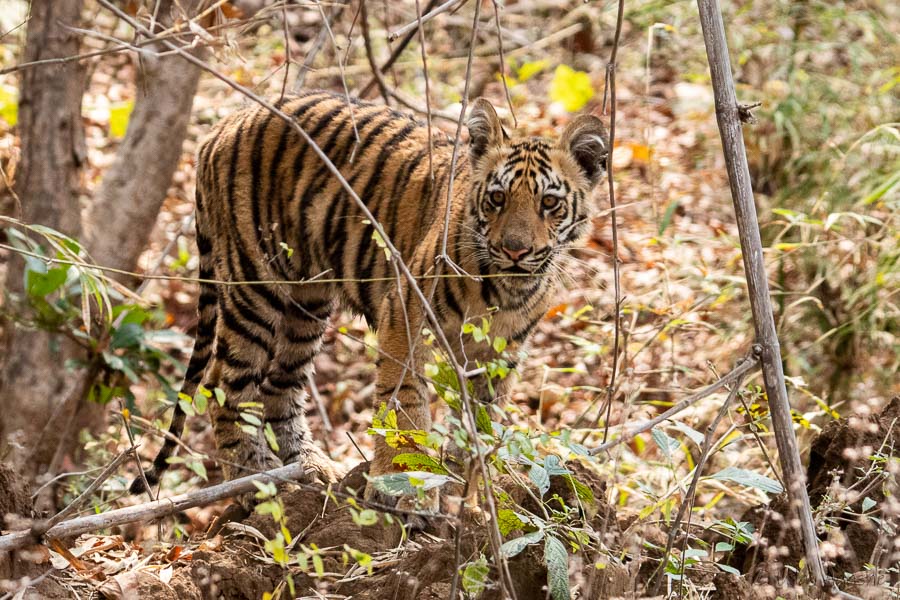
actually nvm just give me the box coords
[695,0,827,591]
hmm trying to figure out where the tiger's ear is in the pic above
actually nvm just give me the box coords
[558,115,609,186]
[467,98,507,161]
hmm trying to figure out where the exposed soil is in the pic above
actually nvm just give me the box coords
[147,461,626,600]
[730,397,900,589]
[3,400,899,598]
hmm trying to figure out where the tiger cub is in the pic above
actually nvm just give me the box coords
[132,90,608,503]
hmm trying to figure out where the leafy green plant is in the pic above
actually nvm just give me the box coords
[2,220,187,418]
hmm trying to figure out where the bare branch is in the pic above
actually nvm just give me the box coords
[650,367,749,595]
[589,354,760,455]
[358,0,439,98]
[0,463,307,553]
[696,0,827,590]
[388,0,466,41]
[28,449,136,541]
[293,0,348,91]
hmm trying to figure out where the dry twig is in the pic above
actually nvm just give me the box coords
[590,354,760,455]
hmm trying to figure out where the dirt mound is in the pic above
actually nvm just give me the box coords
[731,397,900,587]
[124,459,627,600]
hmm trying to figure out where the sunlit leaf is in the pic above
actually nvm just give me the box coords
[461,556,489,595]
[708,466,783,494]
[369,471,452,496]
[500,530,543,558]
[109,100,134,139]
[0,84,17,127]
[549,65,594,112]
[516,59,549,82]
[264,422,279,452]
[392,452,447,474]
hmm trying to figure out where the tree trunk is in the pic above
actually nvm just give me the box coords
[86,0,203,281]
[696,0,827,590]
[0,0,87,478]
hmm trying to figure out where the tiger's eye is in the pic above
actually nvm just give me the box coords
[541,195,560,210]
[490,191,506,208]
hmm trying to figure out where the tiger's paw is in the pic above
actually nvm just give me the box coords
[206,502,251,537]
[291,443,345,485]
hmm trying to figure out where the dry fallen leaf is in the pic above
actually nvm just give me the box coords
[48,538,90,572]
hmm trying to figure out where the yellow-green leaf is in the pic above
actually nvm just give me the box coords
[0,84,17,127]
[516,59,549,82]
[549,65,594,112]
[109,100,134,138]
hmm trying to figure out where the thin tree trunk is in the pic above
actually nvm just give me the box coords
[0,0,87,479]
[86,0,203,281]
[696,0,828,592]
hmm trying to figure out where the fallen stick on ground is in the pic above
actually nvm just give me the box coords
[0,462,309,554]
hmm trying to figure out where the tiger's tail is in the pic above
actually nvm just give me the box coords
[130,193,218,494]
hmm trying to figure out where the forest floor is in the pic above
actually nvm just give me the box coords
[1,2,897,599]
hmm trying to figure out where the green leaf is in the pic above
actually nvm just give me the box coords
[476,405,493,435]
[26,266,69,297]
[529,464,551,497]
[500,530,544,558]
[192,392,208,415]
[567,476,595,504]
[669,421,705,447]
[312,553,324,577]
[352,509,378,526]
[461,556,489,595]
[255,500,283,522]
[544,535,571,600]
[240,412,262,426]
[658,199,680,235]
[252,480,278,498]
[109,100,134,138]
[497,509,526,535]
[492,336,508,354]
[392,453,448,474]
[715,542,735,553]
[651,428,680,460]
[543,455,569,476]
[708,467,783,494]
[369,471,452,496]
[345,545,373,574]
[187,460,208,481]
[861,497,876,513]
[214,387,226,406]
[264,422,280,452]
[716,563,741,576]
[549,65,595,112]
[178,397,196,417]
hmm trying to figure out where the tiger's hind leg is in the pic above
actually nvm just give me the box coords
[207,286,283,484]
[259,293,342,484]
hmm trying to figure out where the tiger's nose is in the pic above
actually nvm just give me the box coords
[501,242,531,261]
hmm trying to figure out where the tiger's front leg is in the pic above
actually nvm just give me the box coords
[366,291,439,519]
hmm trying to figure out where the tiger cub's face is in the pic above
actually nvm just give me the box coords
[466,99,609,281]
